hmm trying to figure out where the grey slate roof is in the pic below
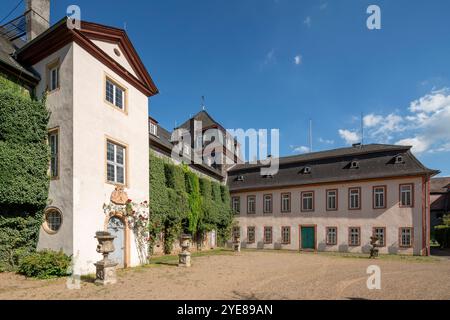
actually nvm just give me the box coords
[430,177,450,194]
[177,110,223,131]
[149,118,224,179]
[227,144,439,192]
[0,34,39,83]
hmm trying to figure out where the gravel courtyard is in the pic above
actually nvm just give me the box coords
[1,250,449,300]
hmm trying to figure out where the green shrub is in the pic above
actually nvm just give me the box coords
[18,250,71,279]
[0,211,43,271]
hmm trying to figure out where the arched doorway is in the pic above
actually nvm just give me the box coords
[107,216,126,267]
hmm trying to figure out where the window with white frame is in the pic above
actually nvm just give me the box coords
[301,191,314,211]
[349,188,361,209]
[400,184,413,207]
[48,129,59,178]
[232,196,240,214]
[326,190,337,210]
[373,186,386,209]
[349,227,360,246]
[247,226,255,243]
[400,227,412,247]
[105,78,125,110]
[326,227,337,245]
[263,194,272,213]
[106,140,126,185]
[373,227,386,246]
[281,193,291,213]
[281,226,290,244]
[247,195,256,214]
[264,226,272,244]
[49,65,59,91]
[149,122,158,136]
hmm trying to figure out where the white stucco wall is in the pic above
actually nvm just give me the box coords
[92,40,138,78]
[233,177,425,255]
[35,43,74,255]
[71,42,150,273]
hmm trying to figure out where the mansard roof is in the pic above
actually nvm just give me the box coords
[15,17,158,96]
[227,144,439,192]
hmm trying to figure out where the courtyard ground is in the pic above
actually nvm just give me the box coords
[0,249,449,300]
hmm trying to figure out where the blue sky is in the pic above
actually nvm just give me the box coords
[3,0,450,176]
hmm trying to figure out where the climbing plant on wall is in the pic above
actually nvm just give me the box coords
[0,74,49,271]
[149,151,233,255]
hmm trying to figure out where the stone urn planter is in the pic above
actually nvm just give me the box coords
[94,231,118,285]
[178,234,192,267]
[369,235,379,259]
[233,235,241,252]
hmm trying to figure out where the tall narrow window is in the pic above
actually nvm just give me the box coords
[232,196,240,214]
[48,129,59,179]
[326,227,337,245]
[301,191,314,212]
[399,227,413,247]
[247,226,255,244]
[326,189,338,211]
[47,59,60,92]
[400,184,413,207]
[349,188,361,210]
[263,194,272,213]
[281,193,291,213]
[373,227,386,247]
[106,140,126,185]
[105,78,126,110]
[247,195,256,214]
[349,227,360,246]
[373,186,386,209]
[264,226,273,244]
[281,226,291,244]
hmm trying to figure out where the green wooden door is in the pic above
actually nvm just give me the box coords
[301,227,315,249]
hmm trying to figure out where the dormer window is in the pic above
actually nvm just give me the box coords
[237,175,244,182]
[394,155,404,164]
[350,161,359,169]
[149,122,158,136]
[263,174,274,179]
[303,167,312,174]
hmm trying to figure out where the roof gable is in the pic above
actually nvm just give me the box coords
[15,18,158,96]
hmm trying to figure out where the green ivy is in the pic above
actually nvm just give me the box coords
[149,151,233,254]
[0,74,49,271]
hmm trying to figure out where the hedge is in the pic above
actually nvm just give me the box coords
[0,75,49,271]
[18,250,71,279]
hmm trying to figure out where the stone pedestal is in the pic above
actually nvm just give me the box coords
[179,234,192,267]
[94,231,118,285]
[233,236,241,252]
[94,259,118,285]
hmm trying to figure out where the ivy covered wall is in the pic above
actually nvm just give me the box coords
[149,151,233,254]
[0,73,50,271]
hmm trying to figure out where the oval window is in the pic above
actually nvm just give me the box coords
[43,208,63,234]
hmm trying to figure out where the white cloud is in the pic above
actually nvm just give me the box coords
[396,137,429,154]
[363,114,383,128]
[339,88,450,154]
[294,55,302,65]
[319,137,334,144]
[263,49,276,65]
[409,88,450,113]
[290,145,310,154]
[303,16,311,28]
[338,129,360,145]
